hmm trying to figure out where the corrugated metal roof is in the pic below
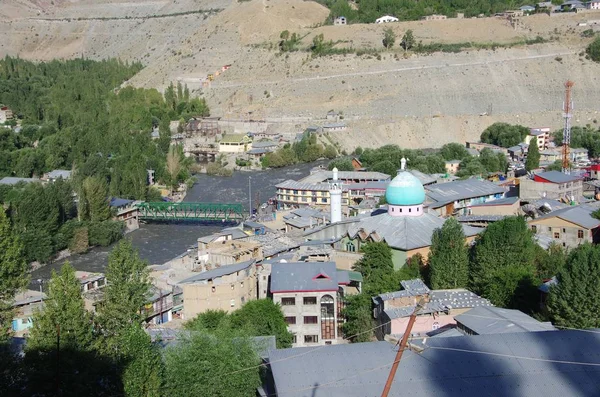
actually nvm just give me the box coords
[348,212,481,250]
[426,179,506,204]
[532,205,600,229]
[268,330,600,397]
[469,196,519,207]
[455,306,555,334]
[47,169,72,179]
[178,260,255,284]
[0,177,38,185]
[270,262,338,292]
[535,170,581,184]
[300,170,390,184]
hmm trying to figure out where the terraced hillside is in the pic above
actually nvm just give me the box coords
[2,0,600,150]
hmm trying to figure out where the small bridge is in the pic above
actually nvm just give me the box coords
[135,202,245,222]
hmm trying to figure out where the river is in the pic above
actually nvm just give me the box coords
[29,161,325,290]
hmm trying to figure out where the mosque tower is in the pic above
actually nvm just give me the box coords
[329,167,342,223]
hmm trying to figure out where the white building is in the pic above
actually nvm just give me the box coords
[376,15,399,23]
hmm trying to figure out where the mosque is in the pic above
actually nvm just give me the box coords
[304,159,481,269]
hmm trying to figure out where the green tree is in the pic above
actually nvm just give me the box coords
[480,122,529,148]
[401,29,415,50]
[440,143,469,161]
[429,218,469,289]
[229,299,293,348]
[120,326,164,397]
[185,309,229,331]
[0,210,28,343]
[586,36,600,62]
[81,176,111,222]
[547,243,600,328]
[324,145,337,159]
[371,160,397,178]
[534,242,567,279]
[27,262,93,351]
[383,28,396,49]
[328,157,354,171]
[470,216,538,310]
[95,240,150,354]
[342,293,374,342]
[525,141,540,171]
[164,332,261,397]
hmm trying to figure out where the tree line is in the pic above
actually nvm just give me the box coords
[0,213,291,396]
[343,215,588,341]
[0,57,205,199]
[260,131,338,168]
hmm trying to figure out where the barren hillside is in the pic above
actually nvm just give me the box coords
[2,0,600,150]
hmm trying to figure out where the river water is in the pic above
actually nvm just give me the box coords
[29,161,325,290]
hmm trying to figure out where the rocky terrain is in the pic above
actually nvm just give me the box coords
[3,0,600,149]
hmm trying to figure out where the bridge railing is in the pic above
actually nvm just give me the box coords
[135,202,245,221]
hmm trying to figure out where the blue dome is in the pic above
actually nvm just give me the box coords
[385,171,425,205]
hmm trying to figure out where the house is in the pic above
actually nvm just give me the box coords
[184,117,221,137]
[468,196,520,216]
[539,149,562,163]
[422,14,448,20]
[219,134,252,153]
[270,261,351,347]
[12,290,45,335]
[444,160,461,174]
[425,178,507,216]
[42,169,72,183]
[247,140,278,159]
[197,239,262,267]
[528,204,600,248]
[143,286,174,325]
[178,260,258,320]
[527,128,550,150]
[587,0,600,9]
[507,143,528,161]
[519,171,583,202]
[109,197,140,232]
[376,15,399,23]
[333,16,347,25]
[76,271,107,312]
[283,207,331,232]
[520,4,536,11]
[561,0,584,10]
[569,147,589,164]
[454,306,555,335]
[372,279,492,339]
[326,111,340,121]
[0,177,38,186]
[351,157,362,170]
[322,122,346,132]
[589,163,600,179]
[538,1,553,8]
[260,330,600,397]
[0,106,13,124]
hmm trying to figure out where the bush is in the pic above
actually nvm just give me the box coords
[69,227,89,254]
[88,221,124,247]
[587,37,600,62]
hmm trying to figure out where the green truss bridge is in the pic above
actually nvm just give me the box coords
[135,202,245,222]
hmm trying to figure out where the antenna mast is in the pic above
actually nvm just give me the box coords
[562,81,574,174]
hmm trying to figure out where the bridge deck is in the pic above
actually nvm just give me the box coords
[136,202,245,221]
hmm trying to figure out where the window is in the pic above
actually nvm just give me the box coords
[304,297,317,305]
[409,208,412,213]
[399,208,402,213]
[211,286,216,293]
[292,335,297,344]
[285,316,297,325]
[304,335,319,343]
[554,232,560,239]
[562,228,566,233]
[231,284,234,290]
[241,296,245,304]
[346,242,356,252]
[281,297,296,306]
[293,190,298,195]
[263,276,267,280]
[548,227,552,232]
[230,299,235,307]
[578,229,584,238]
[241,281,244,288]
[304,316,318,324]
[321,198,327,203]
[531,225,537,233]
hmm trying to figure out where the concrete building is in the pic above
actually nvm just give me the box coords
[12,290,45,335]
[526,127,550,150]
[270,261,348,347]
[468,196,520,216]
[143,286,174,325]
[519,171,583,203]
[178,260,258,320]
[422,14,448,20]
[333,16,346,25]
[0,106,13,124]
[425,178,507,216]
[42,169,72,183]
[218,134,252,153]
[444,160,461,174]
[587,0,600,9]
[109,197,140,232]
[322,122,346,132]
[373,279,491,339]
[275,170,390,210]
[528,204,600,248]
[197,239,262,267]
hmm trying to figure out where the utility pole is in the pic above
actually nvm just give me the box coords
[381,300,424,397]
[56,324,61,395]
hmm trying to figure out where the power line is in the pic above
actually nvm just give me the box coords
[453,312,600,334]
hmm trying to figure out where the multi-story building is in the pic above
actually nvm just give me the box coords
[526,128,550,150]
[218,134,253,153]
[519,171,583,202]
[275,170,390,209]
[178,260,258,320]
[528,204,600,248]
[0,106,13,124]
[270,261,346,347]
[197,239,262,267]
[425,178,507,216]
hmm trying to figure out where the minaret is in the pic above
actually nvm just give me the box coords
[329,167,342,223]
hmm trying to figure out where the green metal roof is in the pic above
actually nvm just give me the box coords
[220,134,251,144]
[337,269,363,282]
